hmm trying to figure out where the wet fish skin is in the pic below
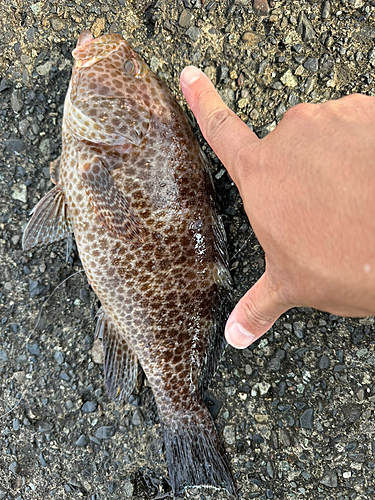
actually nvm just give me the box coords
[23,31,235,497]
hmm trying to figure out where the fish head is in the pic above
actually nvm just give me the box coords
[64,31,153,147]
[72,30,148,78]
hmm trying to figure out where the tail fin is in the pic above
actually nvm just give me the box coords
[163,409,237,498]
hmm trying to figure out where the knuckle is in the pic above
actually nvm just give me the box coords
[241,295,275,330]
[203,107,237,143]
[283,102,314,121]
[266,272,294,308]
[341,92,363,102]
[235,141,260,182]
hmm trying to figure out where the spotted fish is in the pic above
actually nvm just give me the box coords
[23,31,235,497]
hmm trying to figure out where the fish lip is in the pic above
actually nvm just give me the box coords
[76,30,94,48]
[75,31,127,51]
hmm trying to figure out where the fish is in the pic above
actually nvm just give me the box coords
[23,30,236,497]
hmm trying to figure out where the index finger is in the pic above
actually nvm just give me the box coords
[180,66,259,185]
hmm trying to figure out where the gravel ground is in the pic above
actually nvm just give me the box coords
[1,0,375,499]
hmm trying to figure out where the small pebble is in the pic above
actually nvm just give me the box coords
[0,350,8,362]
[252,0,270,16]
[27,343,41,357]
[128,395,140,406]
[300,408,314,429]
[297,11,316,42]
[9,461,19,474]
[342,403,362,423]
[82,401,98,413]
[275,103,286,119]
[303,57,319,72]
[19,118,29,135]
[54,351,64,365]
[267,461,274,478]
[280,70,298,87]
[321,0,331,19]
[91,338,104,364]
[223,425,236,445]
[241,31,262,46]
[279,460,290,472]
[293,321,304,339]
[79,288,90,303]
[131,409,144,426]
[14,371,25,382]
[249,108,259,120]
[318,354,331,369]
[292,43,303,53]
[185,26,201,42]
[39,453,47,467]
[65,400,74,410]
[38,422,53,433]
[204,66,216,82]
[5,139,26,153]
[258,381,271,396]
[320,469,338,488]
[179,9,194,28]
[96,425,116,440]
[11,183,27,203]
[11,90,23,113]
[258,59,268,75]
[91,17,105,38]
[75,435,89,447]
[304,76,316,94]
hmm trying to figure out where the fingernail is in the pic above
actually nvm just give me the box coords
[180,66,202,88]
[225,322,255,349]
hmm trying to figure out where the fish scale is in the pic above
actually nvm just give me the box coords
[23,30,236,497]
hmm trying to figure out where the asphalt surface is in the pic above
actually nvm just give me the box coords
[1,0,375,499]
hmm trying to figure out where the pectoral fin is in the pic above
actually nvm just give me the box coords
[22,185,73,251]
[66,96,150,146]
[95,307,138,401]
[78,155,144,241]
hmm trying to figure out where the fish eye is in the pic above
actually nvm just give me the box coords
[124,59,136,75]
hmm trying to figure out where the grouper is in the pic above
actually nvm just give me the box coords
[23,31,236,497]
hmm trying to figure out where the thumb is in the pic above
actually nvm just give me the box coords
[180,66,258,184]
[225,273,290,349]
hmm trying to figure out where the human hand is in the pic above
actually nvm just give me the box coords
[180,66,375,349]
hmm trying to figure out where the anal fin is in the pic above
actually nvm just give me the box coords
[95,307,138,401]
[22,185,73,251]
[199,285,232,394]
[79,156,144,242]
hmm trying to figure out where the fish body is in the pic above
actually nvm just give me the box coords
[23,31,235,497]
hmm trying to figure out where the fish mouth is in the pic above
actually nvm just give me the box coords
[75,30,125,50]
[72,31,133,70]
[74,30,127,53]
[76,30,94,48]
